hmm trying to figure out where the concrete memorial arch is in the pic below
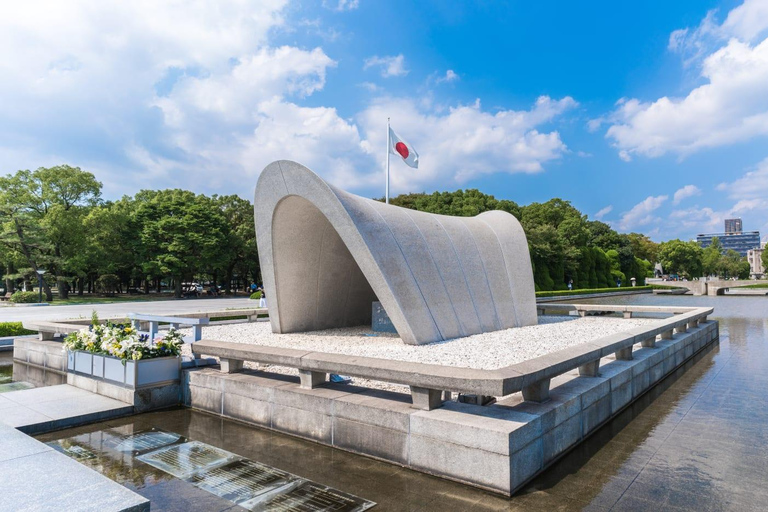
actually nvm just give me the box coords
[254,160,537,345]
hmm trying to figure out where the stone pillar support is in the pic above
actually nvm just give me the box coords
[675,324,688,334]
[578,360,600,377]
[299,370,327,389]
[220,358,244,374]
[410,387,444,410]
[623,311,633,319]
[616,347,633,361]
[522,379,551,403]
[39,331,55,341]
[661,330,674,340]
[687,319,698,329]
[641,336,656,348]
[578,310,587,317]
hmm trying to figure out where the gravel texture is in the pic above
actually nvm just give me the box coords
[183,315,656,370]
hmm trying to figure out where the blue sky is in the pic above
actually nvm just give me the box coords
[2,0,768,241]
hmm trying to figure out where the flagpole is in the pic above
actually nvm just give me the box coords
[386,117,390,204]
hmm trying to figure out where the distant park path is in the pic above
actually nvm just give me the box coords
[0,297,256,323]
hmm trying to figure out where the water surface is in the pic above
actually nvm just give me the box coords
[38,294,768,511]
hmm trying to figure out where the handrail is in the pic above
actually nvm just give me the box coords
[191,304,714,410]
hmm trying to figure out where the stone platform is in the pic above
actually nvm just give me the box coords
[184,319,719,495]
[0,387,147,512]
[0,384,134,435]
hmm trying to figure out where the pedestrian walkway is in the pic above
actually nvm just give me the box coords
[0,385,148,512]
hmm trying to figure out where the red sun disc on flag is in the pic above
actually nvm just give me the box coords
[395,142,409,159]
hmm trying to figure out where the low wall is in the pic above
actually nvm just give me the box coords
[12,337,68,387]
[184,319,719,495]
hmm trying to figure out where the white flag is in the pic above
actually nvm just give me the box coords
[389,127,419,169]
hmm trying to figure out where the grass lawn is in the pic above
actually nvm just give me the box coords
[535,285,656,298]
[44,293,249,305]
[739,282,768,289]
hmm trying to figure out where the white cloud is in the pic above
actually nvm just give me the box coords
[618,195,668,231]
[436,70,459,84]
[324,0,359,11]
[594,205,613,220]
[0,1,578,199]
[364,54,408,77]
[717,156,768,199]
[672,184,702,205]
[357,95,578,190]
[605,0,768,160]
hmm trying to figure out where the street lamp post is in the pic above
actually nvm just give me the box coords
[36,269,46,304]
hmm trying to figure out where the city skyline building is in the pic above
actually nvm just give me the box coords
[724,218,743,234]
[697,229,761,257]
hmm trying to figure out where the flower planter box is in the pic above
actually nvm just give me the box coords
[67,350,180,389]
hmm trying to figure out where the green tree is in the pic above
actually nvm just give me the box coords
[135,190,228,298]
[659,240,703,278]
[701,237,723,277]
[0,165,101,299]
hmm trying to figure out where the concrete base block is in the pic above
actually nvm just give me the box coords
[522,379,551,403]
[578,360,600,377]
[299,369,327,389]
[220,358,244,373]
[410,386,443,410]
[179,320,719,497]
[334,417,408,464]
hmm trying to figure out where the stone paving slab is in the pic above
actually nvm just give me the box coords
[0,384,134,434]
[0,423,148,512]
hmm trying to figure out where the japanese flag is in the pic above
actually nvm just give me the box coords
[389,127,419,169]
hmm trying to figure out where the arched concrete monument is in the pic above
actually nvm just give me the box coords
[254,160,537,345]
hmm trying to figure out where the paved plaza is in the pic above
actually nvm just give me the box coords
[0,297,255,323]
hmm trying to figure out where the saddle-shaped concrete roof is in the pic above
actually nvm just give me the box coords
[254,160,537,345]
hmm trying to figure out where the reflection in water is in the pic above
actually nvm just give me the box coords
[48,427,375,511]
[37,295,768,511]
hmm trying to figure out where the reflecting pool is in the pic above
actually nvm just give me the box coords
[37,294,768,511]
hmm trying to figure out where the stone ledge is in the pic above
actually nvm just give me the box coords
[184,320,719,495]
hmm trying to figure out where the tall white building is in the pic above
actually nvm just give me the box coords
[747,242,765,278]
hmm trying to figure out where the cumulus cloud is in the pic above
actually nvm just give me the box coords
[357,95,578,191]
[0,1,578,199]
[672,184,702,205]
[618,195,668,231]
[594,205,613,220]
[364,54,408,77]
[604,0,768,160]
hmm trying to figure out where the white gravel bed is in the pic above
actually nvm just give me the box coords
[183,315,657,371]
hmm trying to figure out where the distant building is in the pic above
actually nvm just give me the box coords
[724,218,743,234]
[747,243,765,278]
[697,230,761,257]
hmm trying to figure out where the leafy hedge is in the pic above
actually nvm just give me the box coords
[9,291,40,303]
[535,285,653,298]
[0,322,36,337]
[250,291,262,300]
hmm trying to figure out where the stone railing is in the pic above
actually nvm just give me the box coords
[22,308,269,341]
[192,304,713,411]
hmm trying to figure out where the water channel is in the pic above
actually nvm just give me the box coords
[15,294,768,510]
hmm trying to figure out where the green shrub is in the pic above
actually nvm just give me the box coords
[0,322,36,337]
[96,274,120,295]
[250,291,262,300]
[9,291,40,303]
